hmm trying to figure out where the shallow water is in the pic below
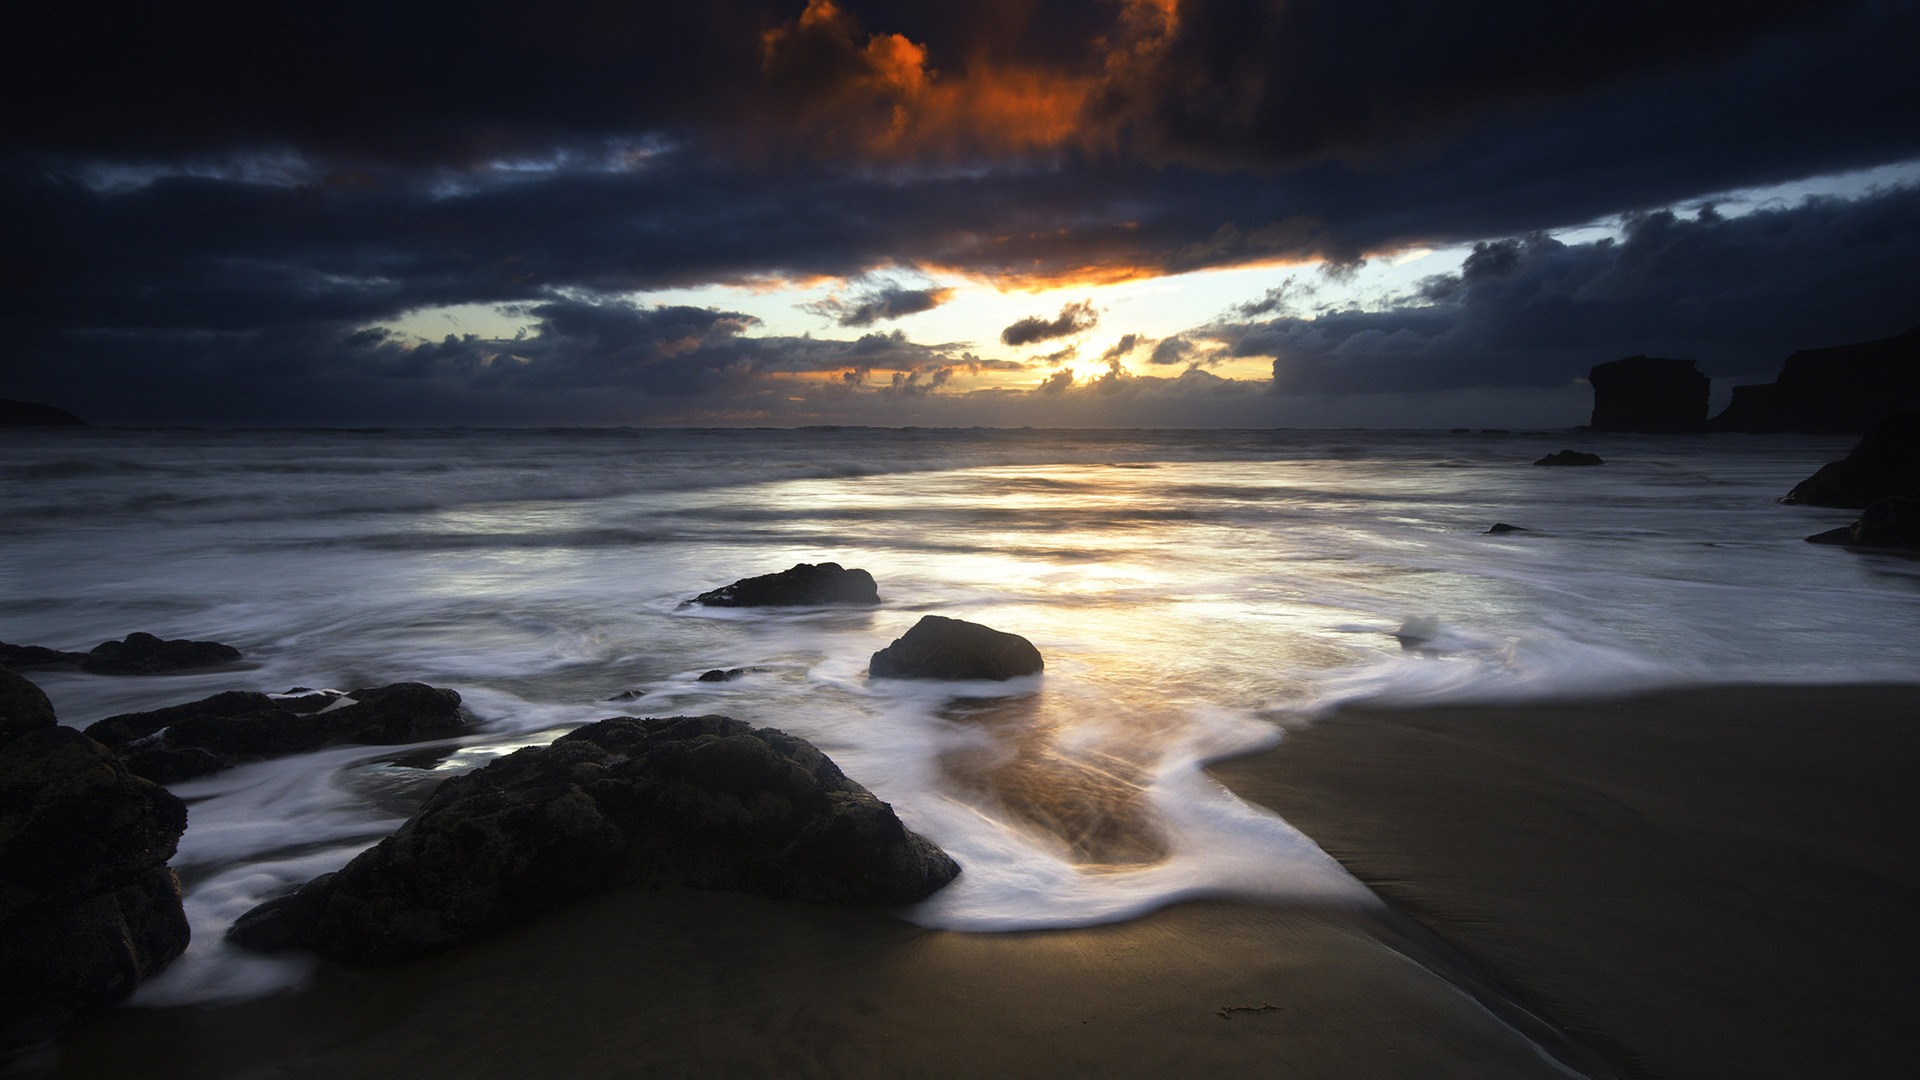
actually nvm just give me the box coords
[4,426,1914,1004]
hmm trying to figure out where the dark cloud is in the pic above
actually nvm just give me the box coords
[1210,186,1920,397]
[804,282,954,327]
[1100,334,1141,361]
[6,2,1920,426]
[1001,300,1098,346]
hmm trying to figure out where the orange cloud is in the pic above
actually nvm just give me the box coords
[755,0,1179,162]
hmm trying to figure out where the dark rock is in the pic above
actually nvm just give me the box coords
[1781,414,1920,508]
[1485,523,1528,535]
[1804,495,1920,553]
[79,632,242,675]
[688,562,880,607]
[86,683,467,783]
[1712,326,1920,433]
[869,616,1044,681]
[0,399,87,428]
[697,668,747,683]
[0,642,88,669]
[1588,356,1709,433]
[1534,450,1605,467]
[1,725,189,1052]
[1,668,58,745]
[228,715,959,962]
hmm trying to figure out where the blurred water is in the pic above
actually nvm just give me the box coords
[3,426,1914,1002]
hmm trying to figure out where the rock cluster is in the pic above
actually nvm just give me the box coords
[688,562,880,607]
[85,683,468,783]
[0,668,189,1053]
[228,715,959,962]
[0,632,242,675]
[1782,414,1920,509]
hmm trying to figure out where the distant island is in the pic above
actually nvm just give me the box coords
[1588,326,1920,433]
[0,399,87,428]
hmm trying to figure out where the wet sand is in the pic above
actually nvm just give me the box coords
[21,684,1920,1079]
[24,890,1595,1079]
[1215,683,1920,1080]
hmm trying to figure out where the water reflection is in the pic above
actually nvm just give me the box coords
[934,693,1171,870]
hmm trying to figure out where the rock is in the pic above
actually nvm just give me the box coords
[85,682,468,783]
[697,668,747,683]
[0,398,87,428]
[1781,414,1920,509]
[1534,450,1604,467]
[228,715,959,962]
[0,643,88,669]
[687,562,880,607]
[1712,326,1920,433]
[1805,495,1920,553]
[868,616,1044,681]
[1,668,58,744]
[1485,523,1528,535]
[79,632,242,675]
[1,722,189,1053]
[1588,356,1710,433]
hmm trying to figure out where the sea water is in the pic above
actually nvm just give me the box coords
[3,426,1915,1003]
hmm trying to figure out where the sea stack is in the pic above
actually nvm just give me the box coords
[1587,357,1709,433]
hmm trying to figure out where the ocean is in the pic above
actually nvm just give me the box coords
[4,425,1915,1007]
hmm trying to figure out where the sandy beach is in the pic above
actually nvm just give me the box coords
[1216,683,1920,1079]
[18,683,1920,1079]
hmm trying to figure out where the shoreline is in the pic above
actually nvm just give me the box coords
[18,682,1920,1079]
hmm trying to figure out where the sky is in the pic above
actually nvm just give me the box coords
[4,0,1919,428]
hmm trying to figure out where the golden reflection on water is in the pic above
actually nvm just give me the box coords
[934,691,1178,870]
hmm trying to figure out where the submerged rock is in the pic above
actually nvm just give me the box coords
[1,682,189,1053]
[85,682,468,783]
[697,667,747,682]
[228,715,959,962]
[1806,495,1920,553]
[1533,450,1605,467]
[0,398,87,428]
[0,643,89,670]
[79,632,242,675]
[1485,523,1528,535]
[1781,413,1920,509]
[688,562,880,607]
[868,615,1044,681]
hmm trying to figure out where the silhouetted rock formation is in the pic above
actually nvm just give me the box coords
[869,615,1044,680]
[1780,414,1920,508]
[1,670,189,1053]
[1587,357,1709,433]
[86,683,468,783]
[1712,327,1920,433]
[79,632,242,675]
[0,399,86,428]
[0,643,88,669]
[1806,495,1920,553]
[1534,450,1604,467]
[1485,523,1528,535]
[688,562,880,607]
[228,715,959,962]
